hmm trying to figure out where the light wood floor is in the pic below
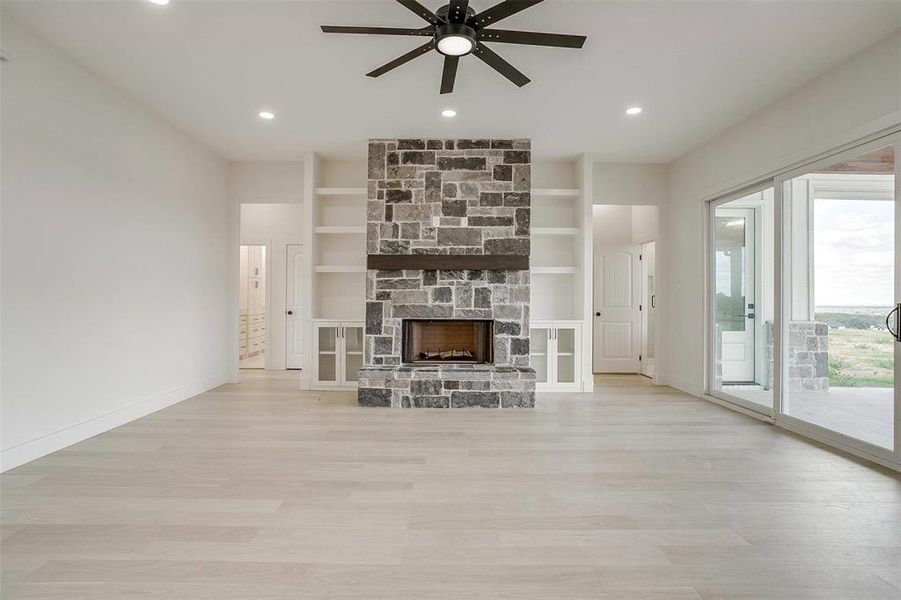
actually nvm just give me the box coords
[2,372,900,599]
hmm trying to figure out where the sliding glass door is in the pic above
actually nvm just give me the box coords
[709,187,775,413]
[707,131,900,467]
[779,138,897,453]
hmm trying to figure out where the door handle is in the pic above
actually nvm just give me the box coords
[886,304,901,342]
[595,312,601,317]
[650,295,655,309]
[286,310,293,315]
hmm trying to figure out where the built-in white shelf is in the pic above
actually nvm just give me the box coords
[532,188,580,197]
[315,187,367,196]
[532,227,579,236]
[531,266,578,275]
[315,226,366,235]
[315,265,366,273]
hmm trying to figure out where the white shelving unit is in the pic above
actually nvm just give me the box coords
[302,154,368,390]
[529,159,593,392]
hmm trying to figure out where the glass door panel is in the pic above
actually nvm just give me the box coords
[317,325,338,384]
[556,327,576,384]
[711,189,775,410]
[530,327,551,384]
[343,325,363,383]
[781,143,895,450]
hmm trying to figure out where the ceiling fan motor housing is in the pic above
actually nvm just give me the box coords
[435,23,478,56]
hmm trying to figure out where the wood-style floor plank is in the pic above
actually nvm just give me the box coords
[2,372,899,599]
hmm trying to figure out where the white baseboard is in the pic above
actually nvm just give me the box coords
[657,373,702,397]
[0,373,229,473]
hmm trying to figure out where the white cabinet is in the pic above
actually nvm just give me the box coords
[313,320,363,389]
[239,245,266,361]
[530,321,583,391]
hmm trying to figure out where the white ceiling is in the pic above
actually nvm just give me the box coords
[5,1,900,162]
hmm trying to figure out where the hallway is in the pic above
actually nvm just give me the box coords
[2,374,900,599]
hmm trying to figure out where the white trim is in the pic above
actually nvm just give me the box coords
[809,173,895,202]
[532,227,579,236]
[0,373,229,472]
[315,187,367,196]
[703,394,775,423]
[776,416,900,472]
[532,188,580,197]
[699,123,901,203]
[315,226,365,234]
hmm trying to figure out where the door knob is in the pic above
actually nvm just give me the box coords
[286,310,293,315]
[595,312,601,317]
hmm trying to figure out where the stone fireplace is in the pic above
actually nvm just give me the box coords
[357,138,536,408]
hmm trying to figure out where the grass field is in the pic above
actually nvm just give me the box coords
[816,307,893,388]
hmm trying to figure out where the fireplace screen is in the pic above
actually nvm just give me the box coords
[402,320,493,364]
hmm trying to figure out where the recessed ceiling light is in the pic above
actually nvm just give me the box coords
[441,109,457,118]
[148,0,170,5]
[625,106,643,116]
[258,111,275,120]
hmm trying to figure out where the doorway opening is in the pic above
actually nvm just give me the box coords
[592,205,658,377]
[240,244,267,369]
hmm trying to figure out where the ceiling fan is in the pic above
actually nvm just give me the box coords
[321,0,587,94]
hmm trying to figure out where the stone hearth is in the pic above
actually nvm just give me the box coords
[358,138,536,408]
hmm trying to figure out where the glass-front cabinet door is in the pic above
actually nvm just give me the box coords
[530,326,552,387]
[315,322,340,387]
[555,325,578,386]
[342,323,364,385]
[530,322,581,390]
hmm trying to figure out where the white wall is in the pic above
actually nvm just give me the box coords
[594,163,668,207]
[592,205,658,246]
[239,202,304,369]
[1,20,231,471]
[229,162,304,204]
[660,30,901,396]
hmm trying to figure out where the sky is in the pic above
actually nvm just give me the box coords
[815,198,894,307]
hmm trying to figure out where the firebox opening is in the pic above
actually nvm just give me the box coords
[402,319,494,365]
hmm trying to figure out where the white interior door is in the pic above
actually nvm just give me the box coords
[285,244,304,369]
[641,242,657,377]
[715,208,756,383]
[593,245,641,373]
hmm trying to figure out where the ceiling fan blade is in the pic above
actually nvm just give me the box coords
[396,0,442,25]
[480,29,586,49]
[447,0,470,23]
[440,56,459,94]
[472,0,543,27]
[473,44,530,87]
[321,25,434,37]
[366,40,435,78]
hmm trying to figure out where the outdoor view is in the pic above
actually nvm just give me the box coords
[814,198,894,388]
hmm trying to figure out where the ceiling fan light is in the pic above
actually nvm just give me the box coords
[437,35,473,57]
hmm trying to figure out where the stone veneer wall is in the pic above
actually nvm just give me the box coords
[365,138,532,256]
[766,321,829,392]
[358,138,536,408]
